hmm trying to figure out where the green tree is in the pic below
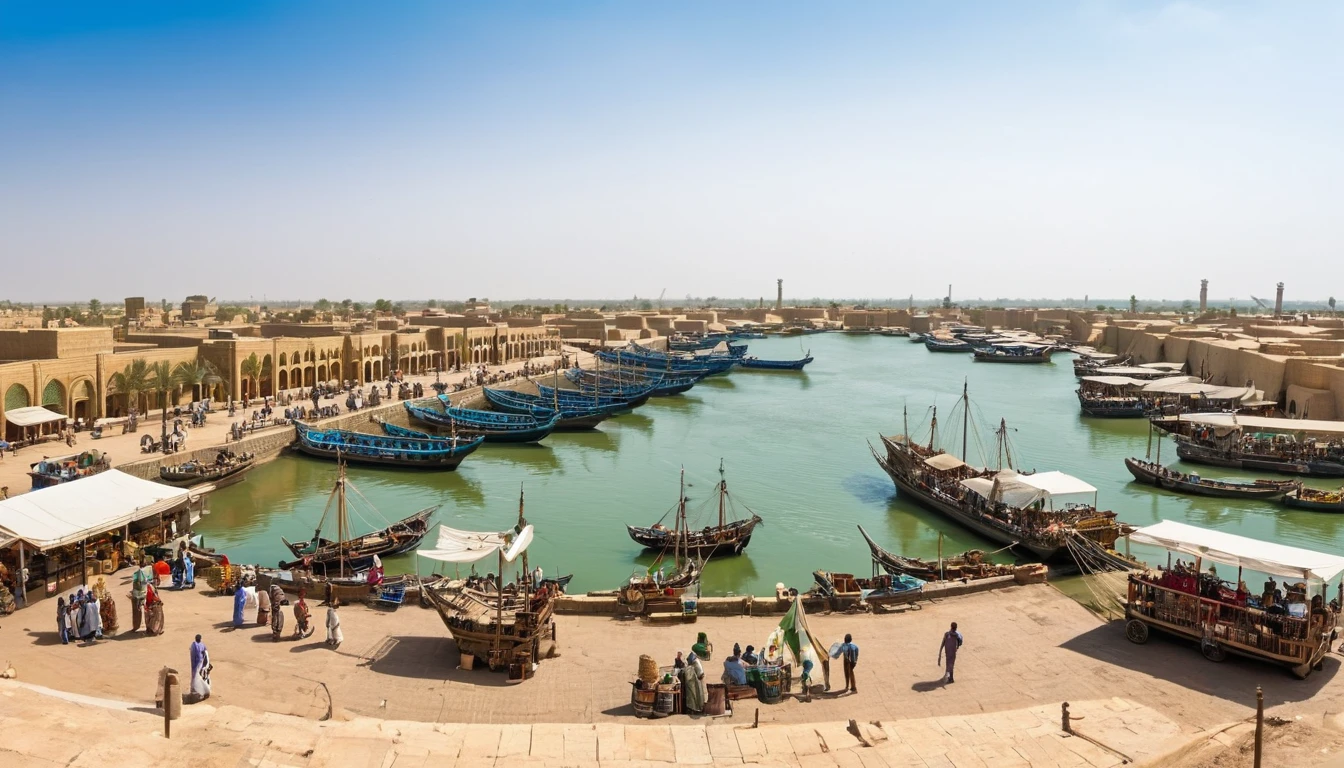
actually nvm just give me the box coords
[352,302,364,313]
[88,299,102,316]
[172,359,223,402]
[239,353,270,398]
[1129,295,1138,314]
[426,299,438,308]
[373,298,392,312]
[108,359,151,426]
[1181,300,1194,313]
[1095,304,1107,312]
[314,298,332,312]
[1330,297,1337,314]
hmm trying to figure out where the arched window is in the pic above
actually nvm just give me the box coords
[5,383,31,411]
[42,379,66,412]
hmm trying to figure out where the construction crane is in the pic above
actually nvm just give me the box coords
[1248,296,1272,312]
[657,288,666,311]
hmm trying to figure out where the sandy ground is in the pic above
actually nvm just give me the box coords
[0,353,564,497]
[3,572,1341,734]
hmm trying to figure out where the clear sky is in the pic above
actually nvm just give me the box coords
[2,1,1340,304]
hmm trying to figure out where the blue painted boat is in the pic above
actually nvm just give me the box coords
[738,353,813,371]
[293,420,482,469]
[374,418,432,439]
[482,387,619,430]
[565,367,701,396]
[532,383,644,411]
[403,400,558,443]
[924,337,973,352]
[597,346,737,375]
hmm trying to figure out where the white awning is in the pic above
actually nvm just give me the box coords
[1140,380,1254,400]
[1129,520,1344,583]
[0,470,192,551]
[924,453,967,471]
[1138,362,1186,371]
[1081,375,1147,387]
[960,470,1096,509]
[1172,413,1344,437]
[416,523,533,564]
[4,406,68,427]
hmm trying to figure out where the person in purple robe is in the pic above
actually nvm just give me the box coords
[937,621,963,683]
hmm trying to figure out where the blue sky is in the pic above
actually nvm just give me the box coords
[1,1,1340,304]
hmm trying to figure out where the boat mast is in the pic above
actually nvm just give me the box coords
[718,459,726,528]
[517,485,530,597]
[928,407,938,452]
[337,459,347,578]
[903,404,909,447]
[961,380,970,462]
[674,467,685,569]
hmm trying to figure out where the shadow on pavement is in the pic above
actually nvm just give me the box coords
[1060,621,1340,706]
[360,635,514,687]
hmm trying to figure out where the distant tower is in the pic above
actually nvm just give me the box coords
[1275,282,1285,317]
[1199,279,1208,313]
[775,279,783,311]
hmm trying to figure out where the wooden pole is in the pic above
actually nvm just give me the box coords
[17,541,26,607]
[1254,686,1263,768]
[163,673,173,738]
[938,532,944,582]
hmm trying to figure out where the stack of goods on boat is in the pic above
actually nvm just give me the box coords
[1282,485,1344,512]
[28,449,111,489]
[404,396,559,443]
[806,569,924,612]
[159,449,255,488]
[294,420,483,468]
[1123,457,1299,499]
[418,494,556,681]
[279,462,439,576]
[1124,520,1341,678]
[1153,413,1344,477]
[972,342,1055,363]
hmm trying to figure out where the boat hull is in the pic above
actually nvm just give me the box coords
[1283,491,1344,512]
[1123,458,1294,499]
[626,528,755,558]
[293,440,477,469]
[873,461,1061,561]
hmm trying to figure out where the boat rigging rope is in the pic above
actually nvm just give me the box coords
[1064,534,1130,620]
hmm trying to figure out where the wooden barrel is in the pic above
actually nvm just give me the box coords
[705,684,726,716]
[654,689,676,716]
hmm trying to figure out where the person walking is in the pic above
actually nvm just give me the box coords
[836,634,860,693]
[56,596,69,644]
[325,598,343,649]
[130,558,149,632]
[189,634,211,701]
[938,621,963,683]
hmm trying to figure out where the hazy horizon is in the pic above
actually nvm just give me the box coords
[3,2,1341,301]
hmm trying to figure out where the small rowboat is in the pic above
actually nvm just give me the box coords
[857,525,1013,581]
[1282,486,1344,512]
[159,450,255,487]
[1123,457,1299,499]
[738,353,813,371]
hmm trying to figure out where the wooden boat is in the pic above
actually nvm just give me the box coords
[808,570,924,610]
[533,383,647,411]
[1153,415,1344,478]
[420,493,558,676]
[738,353,813,371]
[908,333,925,343]
[626,462,763,558]
[857,526,1013,581]
[597,346,737,375]
[1282,486,1344,512]
[373,418,432,439]
[279,462,439,575]
[293,420,482,469]
[565,366,702,397]
[482,388,618,430]
[973,344,1054,363]
[404,400,558,443]
[617,473,703,616]
[28,450,111,489]
[924,337,972,352]
[1125,520,1339,678]
[1123,457,1299,499]
[158,449,255,488]
[870,389,1127,562]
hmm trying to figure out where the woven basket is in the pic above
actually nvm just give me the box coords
[638,654,659,684]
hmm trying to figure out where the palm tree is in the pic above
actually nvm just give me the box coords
[107,359,151,429]
[173,358,223,403]
[149,360,177,451]
[239,353,271,398]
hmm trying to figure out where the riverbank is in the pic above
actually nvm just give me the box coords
[2,574,1342,766]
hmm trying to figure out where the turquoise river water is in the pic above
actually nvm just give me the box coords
[197,334,1344,596]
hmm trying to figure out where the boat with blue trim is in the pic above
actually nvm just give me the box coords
[738,352,813,371]
[404,400,558,443]
[293,420,482,469]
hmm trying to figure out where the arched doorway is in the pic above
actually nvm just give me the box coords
[317,364,327,383]
[363,361,372,382]
[71,380,94,421]
[278,369,289,391]
[330,361,341,381]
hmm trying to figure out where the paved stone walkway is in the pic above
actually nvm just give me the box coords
[0,680,1187,767]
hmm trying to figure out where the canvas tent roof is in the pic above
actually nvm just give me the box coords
[924,453,967,471]
[416,523,533,564]
[960,470,1097,509]
[1173,413,1344,437]
[0,469,191,550]
[1129,520,1344,582]
[1140,380,1256,400]
[3,406,69,427]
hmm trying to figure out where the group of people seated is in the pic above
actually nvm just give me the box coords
[1142,561,1337,637]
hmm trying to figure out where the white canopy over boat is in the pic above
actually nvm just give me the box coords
[1129,520,1344,583]
[961,470,1098,510]
[1172,412,1344,438]
[416,523,534,564]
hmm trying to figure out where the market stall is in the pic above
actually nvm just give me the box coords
[0,470,196,608]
